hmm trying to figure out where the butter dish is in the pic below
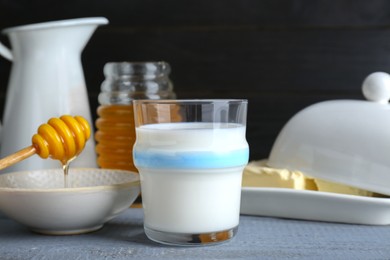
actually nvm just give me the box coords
[268,72,390,196]
[240,72,390,225]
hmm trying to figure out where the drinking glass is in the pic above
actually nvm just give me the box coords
[133,99,249,246]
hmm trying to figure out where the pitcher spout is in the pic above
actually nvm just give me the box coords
[69,17,109,51]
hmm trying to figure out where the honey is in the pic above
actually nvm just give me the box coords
[95,61,176,173]
[95,105,138,172]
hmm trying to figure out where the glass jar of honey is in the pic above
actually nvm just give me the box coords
[95,61,176,172]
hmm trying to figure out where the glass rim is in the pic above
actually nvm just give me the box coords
[132,99,248,104]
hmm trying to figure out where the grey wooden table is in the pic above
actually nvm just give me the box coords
[1,208,390,260]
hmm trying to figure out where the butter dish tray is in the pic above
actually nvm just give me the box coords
[240,187,390,225]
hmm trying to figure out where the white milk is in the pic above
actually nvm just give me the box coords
[134,122,249,234]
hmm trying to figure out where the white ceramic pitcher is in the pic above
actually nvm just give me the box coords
[0,17,108,172]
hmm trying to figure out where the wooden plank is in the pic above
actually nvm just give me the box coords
[83,27,390,95]
[1,0,390,28]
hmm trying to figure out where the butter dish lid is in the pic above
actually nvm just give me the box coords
[268,72,390,196]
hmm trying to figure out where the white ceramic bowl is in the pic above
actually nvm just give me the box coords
[0,168,140,235]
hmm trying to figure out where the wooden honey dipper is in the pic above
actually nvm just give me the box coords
[0,115,91,170]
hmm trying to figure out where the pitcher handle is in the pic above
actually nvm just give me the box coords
[0,41,13,61]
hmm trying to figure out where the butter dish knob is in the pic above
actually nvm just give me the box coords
[362,72,390,104]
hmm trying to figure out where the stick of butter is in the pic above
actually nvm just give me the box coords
[242,160,317,190]
[314,178,374,197]
[242,159,379,197]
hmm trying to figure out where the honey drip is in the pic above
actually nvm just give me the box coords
[63,162,70,188]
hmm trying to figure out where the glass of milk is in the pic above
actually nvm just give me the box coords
[133,99,249,246]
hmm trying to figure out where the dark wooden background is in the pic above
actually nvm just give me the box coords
[1,0,389,160]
